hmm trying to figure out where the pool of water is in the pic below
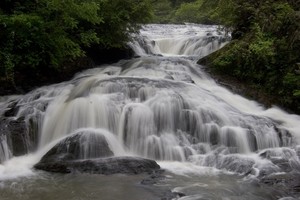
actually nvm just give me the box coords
[0,162,293,200]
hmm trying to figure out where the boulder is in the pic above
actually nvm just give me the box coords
[34,156,160,175]
[217,155,255,174]
[0,117,31,160]
[34,130,160,174]
[39,131,114,163]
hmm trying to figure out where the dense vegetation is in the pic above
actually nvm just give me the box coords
[193,0,300,113]
[151,0,195,23]
[0,0,152,93]
[150,0,224,24]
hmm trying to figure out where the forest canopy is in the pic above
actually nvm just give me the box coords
[0,0,152,90]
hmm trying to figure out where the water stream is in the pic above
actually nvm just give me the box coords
[0,24,300,200]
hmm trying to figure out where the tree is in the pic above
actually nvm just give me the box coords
[0,0,152,91]
[199,0,300,113]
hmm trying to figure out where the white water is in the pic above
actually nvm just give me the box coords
[0,24,300,199]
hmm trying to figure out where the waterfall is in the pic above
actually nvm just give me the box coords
[129,24,227,58]
[0,24,300,181]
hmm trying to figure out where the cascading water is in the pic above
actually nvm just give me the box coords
[0,24,300,200]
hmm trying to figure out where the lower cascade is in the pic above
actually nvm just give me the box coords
[1,24,300,200]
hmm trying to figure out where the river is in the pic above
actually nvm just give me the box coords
[0,24,300,200]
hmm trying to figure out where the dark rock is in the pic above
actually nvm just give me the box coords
[296,146,300,159]
[161,191,185,200]
[270,157,293,173]
[7,118,29,156]
[140,178,157,185]
[261,173,300,195]
[259,149,274,159]
[183,147,194,159]
[258,167,281,178]
[276,127,293,147]
[139,172,185,200]
[217,155,255,174]
[164,75,174,80]
[35,156,160,175]
[246,130,258,152]
[0,117,31,158]
[209,124,220,145]
[35,130,160,175]
[141,169,165,185]
[3,101,19,117]
[38,131,114,164]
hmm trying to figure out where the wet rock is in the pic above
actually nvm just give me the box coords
[3,101,19,117]
[246,130,258,152]
[276,127,293,147]
[164,75,174,80]
[38,131,114,164]
[258,148,300,174]
[258,165,281,178]
[183,147,194,159]
[270,157,293,173]
[217,155,255,174]
[34,156,160,175]
[35,131,160,174]
[0,134,11,163]
[0,117,31,158]
[296,146,300,159]
[161,191,185,200]
[141,169,165,185]
[261,173,300,196]
[140,178,158,185]
[209,124,220,145]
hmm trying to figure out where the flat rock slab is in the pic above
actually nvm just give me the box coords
[34,156,160,175]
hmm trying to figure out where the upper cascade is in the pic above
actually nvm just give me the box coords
[129,24,230,58]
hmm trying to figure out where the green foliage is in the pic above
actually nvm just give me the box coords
[284,72,300,96]
[151,0,174,23]
[151,0,233,24]
[174,0,204,23]
[150,0,202,23]
[0,0,152,87]
[97,0,153,47]
[203,0,300,113]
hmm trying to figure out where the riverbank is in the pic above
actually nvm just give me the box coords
[198,49,300,115]
[200,65,286,111]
